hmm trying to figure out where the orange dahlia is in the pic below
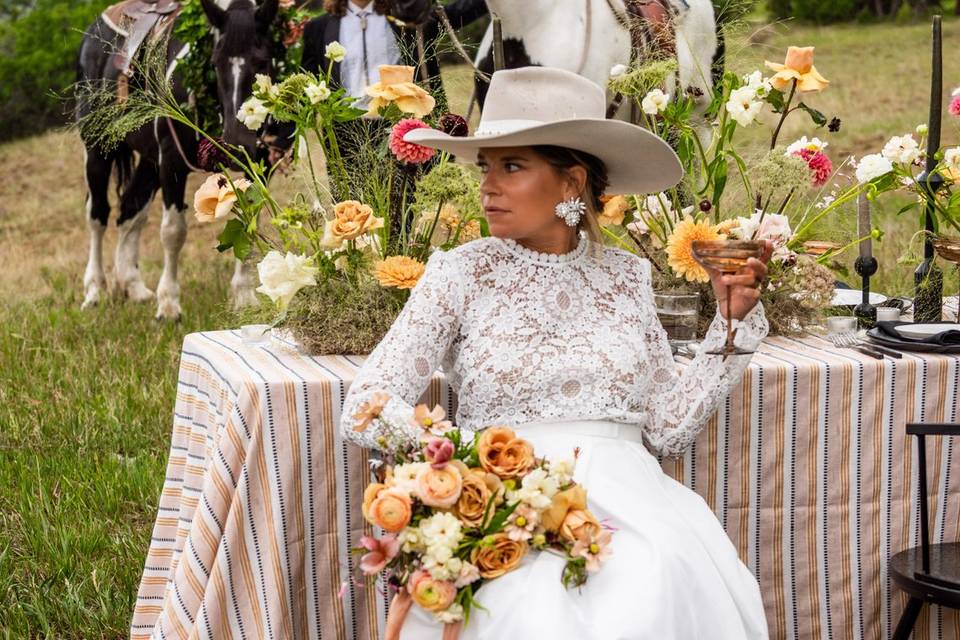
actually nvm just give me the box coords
[666,217,721,283]
[374,255,426,289]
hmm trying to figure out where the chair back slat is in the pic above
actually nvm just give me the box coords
[907,423,960,575]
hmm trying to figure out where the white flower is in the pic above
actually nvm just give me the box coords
[814,194,836,210]
[237,96,269,130]
[943,147,960,173]
[325,41,347,62]
[742,70,772,96]
[609,63,628,78]
[547,458,575,485]
[253,74,273,97]
[641,88,670,115]
[916,123,929,136]
[398,526,424,554]
[952,87,960,97]
[391,462,426,494]
[255,251,318,310]
[433,603,464,624]
[732,211,794,262]
[305,81,331,105]
[419,512,462,550]
[881,134,921,165]
[514,467,559,510]
[726,86,763,127]
[423,552,461,581]
[454,562,481,588]
[855,153,894,184]
[786,136,828,155]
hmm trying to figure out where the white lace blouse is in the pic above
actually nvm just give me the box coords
[340,232,768,457]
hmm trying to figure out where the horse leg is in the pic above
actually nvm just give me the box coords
[156,161,188,321]
[231,258,259,310]
[82,148,112,309]
[115,158,159,302]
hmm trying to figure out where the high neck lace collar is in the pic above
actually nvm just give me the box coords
[498,231,589,265]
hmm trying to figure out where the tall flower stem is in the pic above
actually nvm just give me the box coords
[770,79,797,150]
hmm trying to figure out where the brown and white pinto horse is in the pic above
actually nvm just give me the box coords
[76,0,280,319]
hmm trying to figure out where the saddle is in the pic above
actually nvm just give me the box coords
[102,0,182,100]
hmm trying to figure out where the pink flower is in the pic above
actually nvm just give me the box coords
[389,119,437,164]
[571,528,613,573]
[504,504,539,542]
[358,534,400,575]
[793,148,833,187]
[424,437,454,469]
[950,95,960,118]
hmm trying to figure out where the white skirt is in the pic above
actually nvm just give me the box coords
[398,420,769,640]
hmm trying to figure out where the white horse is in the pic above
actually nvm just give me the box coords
[472,0,722,126]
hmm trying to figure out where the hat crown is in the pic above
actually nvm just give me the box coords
[477,67,607,136]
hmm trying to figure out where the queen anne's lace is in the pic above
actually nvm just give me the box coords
[341,232,768,458]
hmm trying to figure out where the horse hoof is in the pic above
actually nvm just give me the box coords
[81,295,100,310]
[155,297,182,322]
[124,281,156,303]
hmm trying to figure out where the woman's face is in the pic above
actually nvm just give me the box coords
[477,147,585,241]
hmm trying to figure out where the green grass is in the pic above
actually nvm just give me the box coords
[3,16,960,637]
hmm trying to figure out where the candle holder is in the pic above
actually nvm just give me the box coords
[854,254,878,329]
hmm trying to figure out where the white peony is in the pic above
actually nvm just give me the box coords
[943,147,960,173]
[881,134,921,165]
[726,86,763,127]
[305,81,331,105]
[237,96,269,130]
[255,251,318,310]
[423,553,462,581]
[325,41,347,62]
[855,153,894,184]
[419,512,462,550]
[641,88,670,115]
[609,63,628,78]
[786,136,828,156]
[433,603,464,624]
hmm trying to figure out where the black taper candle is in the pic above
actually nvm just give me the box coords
[914,15,945,322]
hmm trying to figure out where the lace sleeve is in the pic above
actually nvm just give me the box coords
[340,250,463,449]
[638,261,768,458]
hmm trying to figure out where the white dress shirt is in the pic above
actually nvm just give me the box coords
[338,1,401,105]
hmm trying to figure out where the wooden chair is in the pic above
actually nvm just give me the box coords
[889,423,960,639]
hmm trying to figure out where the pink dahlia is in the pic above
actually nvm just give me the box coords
[793,148,833,187]
[950,95,960,118]
[389,119,437,164]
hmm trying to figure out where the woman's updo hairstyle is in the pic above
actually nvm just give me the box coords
[530,145,609,246]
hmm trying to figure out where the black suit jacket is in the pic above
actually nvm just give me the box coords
[300,0,487,100]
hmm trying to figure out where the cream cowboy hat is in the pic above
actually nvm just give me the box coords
[403,66,683,195]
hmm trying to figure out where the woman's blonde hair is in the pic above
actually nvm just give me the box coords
[531,146,609,254]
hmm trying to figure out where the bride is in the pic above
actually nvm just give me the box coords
[341,66,771,639]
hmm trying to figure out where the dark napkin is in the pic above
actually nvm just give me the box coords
[875,321,960,346]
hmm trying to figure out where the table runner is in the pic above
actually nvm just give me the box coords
[132,330,960,639]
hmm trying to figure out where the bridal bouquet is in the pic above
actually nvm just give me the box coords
[351,400,611,635]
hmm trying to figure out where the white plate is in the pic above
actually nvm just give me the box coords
[831,289,888,307]
[895,323,960,340]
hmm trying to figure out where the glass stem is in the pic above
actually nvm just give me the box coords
[726,285,735,351]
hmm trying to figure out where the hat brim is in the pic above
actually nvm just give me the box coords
[405,118,683,195]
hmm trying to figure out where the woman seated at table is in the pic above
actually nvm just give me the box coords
[340,66,773,639]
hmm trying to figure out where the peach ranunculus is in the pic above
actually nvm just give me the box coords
[764,46,829,93]
[193,173,252,223]
[321,200,384,248]
[476,427,535,479]
[470,532,527,579]
[363,484,413,532]
[559,508,602,543]
[410,404,453,435]
[352,391,391,432]
[407,569,457,612]
[598,195,630,226]
[374,255,426,289]
[452,461,503,528]
[540,485,588,533]
[366,65,436,118]
[415,462,463,508]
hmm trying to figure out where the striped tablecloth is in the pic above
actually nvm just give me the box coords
[132,330,960,640]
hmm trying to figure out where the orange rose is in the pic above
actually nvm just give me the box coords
[416,463,463,508]
[559,508,601,543]
[407,569,457,612]
[366,486,412,533]
[540,485,588,533]
[476,427,535,479]
[366,64,436,117]
[453,461,503,528]
[598,195,630,226]
[764,46,829,93]
[193,173,252,223]
[322,200,383,247]
[470,533,527,579]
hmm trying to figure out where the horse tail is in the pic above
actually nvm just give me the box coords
[112,146,135,203]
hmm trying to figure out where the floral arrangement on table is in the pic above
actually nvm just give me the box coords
[603,46,905,334]
[349,397,610,636]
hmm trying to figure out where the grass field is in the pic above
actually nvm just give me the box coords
[2,15,960,637]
